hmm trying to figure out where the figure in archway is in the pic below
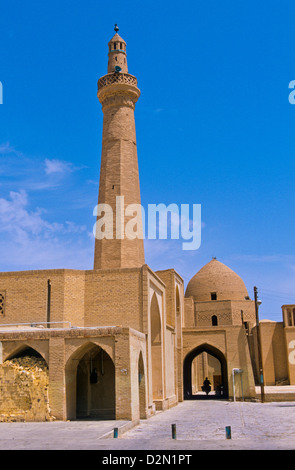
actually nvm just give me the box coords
[201,377,211,395]
[183,344,229,400]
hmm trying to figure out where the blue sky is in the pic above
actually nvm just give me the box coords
[1,0,295,320]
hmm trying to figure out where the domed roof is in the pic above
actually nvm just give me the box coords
[185,258,249,302]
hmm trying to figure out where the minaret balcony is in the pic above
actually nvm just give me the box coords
[97,72,137,91]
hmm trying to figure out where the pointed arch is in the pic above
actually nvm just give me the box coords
[175,284,182,343]
[150,292,163,400]
[138,350,146,419]
[4,344,47,365]
[65,342,115,420]
[151,293,162,345]
[183,343,228,399]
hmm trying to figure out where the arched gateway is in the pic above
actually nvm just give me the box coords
[66,342,115,420]
[183,344,228,399]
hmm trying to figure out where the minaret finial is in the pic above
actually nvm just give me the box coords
[107,26,128,73]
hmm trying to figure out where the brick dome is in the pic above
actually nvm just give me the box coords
[185,258,249,302]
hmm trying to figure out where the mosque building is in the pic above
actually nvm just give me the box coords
[0,27,294,422]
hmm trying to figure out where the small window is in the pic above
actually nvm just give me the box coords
[211,292,217,301]
[120,42,123,49]
[212,315,218,326]
[0,292,5,316]
[287,309,292,326]
[114,43,117,50]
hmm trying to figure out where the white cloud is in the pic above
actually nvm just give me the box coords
[0,190,62,238]
[44,158,73,175]
[0,190,93,270]
[0,145,68,191]
[0,143,96,271]
[0,142,16,154]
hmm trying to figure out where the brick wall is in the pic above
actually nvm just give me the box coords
[0,269,85,327]
[0,357,54,422]
[84,268,143,330]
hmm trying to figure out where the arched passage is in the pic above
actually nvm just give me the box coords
[150,293,163,400]
[183,344,228,399]
[65,342,115,420]
[138,351,146,419]
[0,344,51,422]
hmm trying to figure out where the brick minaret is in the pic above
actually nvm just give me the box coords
[94,26,145,269]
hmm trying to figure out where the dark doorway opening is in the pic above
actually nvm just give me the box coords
[75,344,115,420]
[183,344,228,400]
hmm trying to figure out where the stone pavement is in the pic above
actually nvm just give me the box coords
[0,419,132,450]
[0,400,295,450]
[118,400,295,450]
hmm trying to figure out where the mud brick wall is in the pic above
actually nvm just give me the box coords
[0,356,55,422]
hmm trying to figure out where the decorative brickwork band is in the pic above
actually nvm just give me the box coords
[97,73,137,90]
[98,89,140,111]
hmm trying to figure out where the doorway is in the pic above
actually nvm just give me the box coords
[74,344,115,419]
[183,344,228,399]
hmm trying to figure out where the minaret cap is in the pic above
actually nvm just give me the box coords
[108,24,126,46]
[107,24,128,73]
[108,32,127,47]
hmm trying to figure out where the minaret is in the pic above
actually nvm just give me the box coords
[94,26,145,269]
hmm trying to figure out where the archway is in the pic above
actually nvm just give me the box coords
[66,343,115,420]
[175,285,181,339]
[1,345,51,421]
[138,351,146,419]
[183,344,228,399]
[5,345,46,362]
[150,293,163,400]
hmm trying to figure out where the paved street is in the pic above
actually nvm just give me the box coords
[119,400,295,450]
[0,400,295,450]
